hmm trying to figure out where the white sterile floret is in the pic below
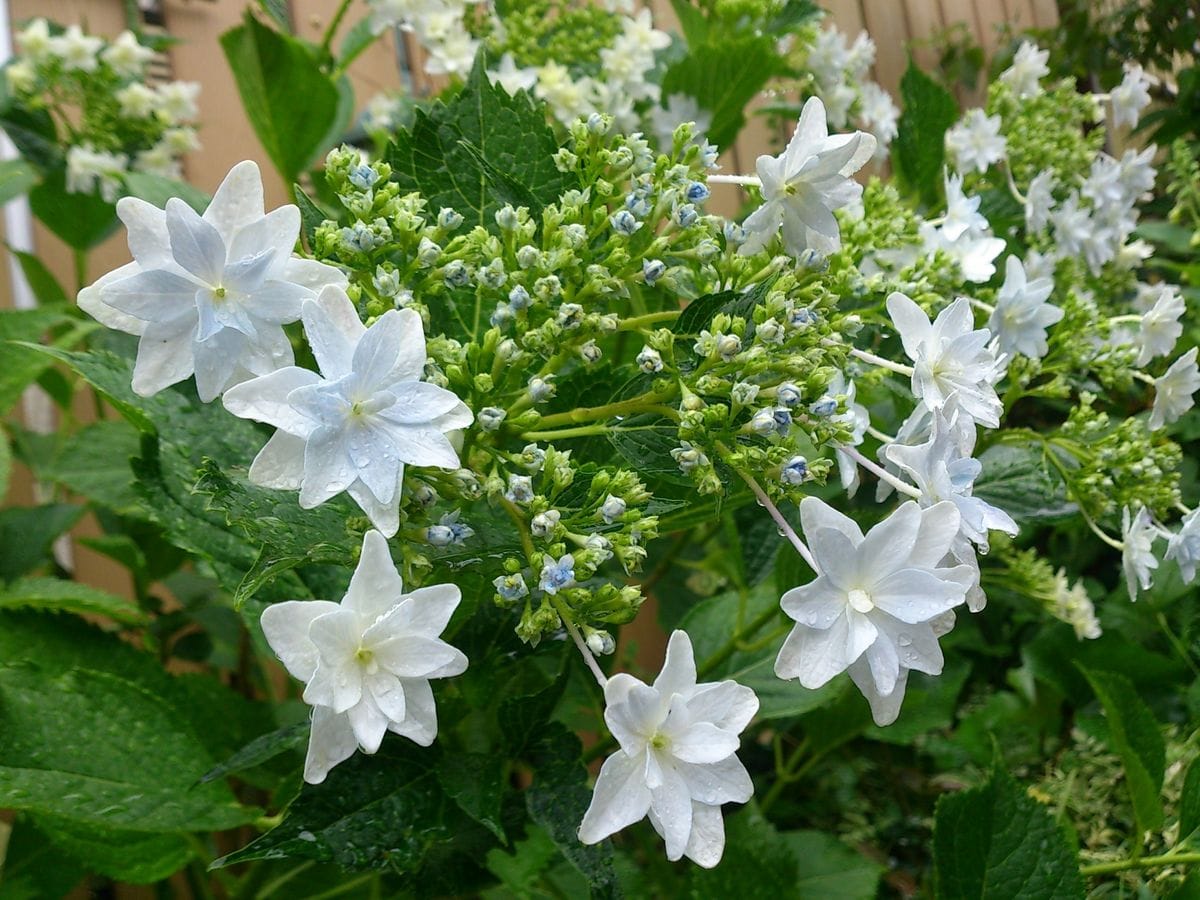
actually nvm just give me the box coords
[999,41,1049,98]
[988,255,1062,359]
[827,372,869,495]
[49,25,103,72]
[1166,508,1200,584]
[886,292,1005,429]
[1150,347,1200,431]
[578,631,758,867]
[942,172,988,241]
[16,18,53,61]
[1136,284,1185,367]
[738,97,876,258]
[1121,505,1159,601]
[944,109,1006,174]
[101,30,155,77]
[1110,63,1155,130]
[77,161,346,402]
[858,83,899,156]
[1024,170,1056,234]
[261,530,467,784]
[222,284,472,537]
[775,498,972,726]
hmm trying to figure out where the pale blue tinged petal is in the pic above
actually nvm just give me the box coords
[302,287,364,380]
[799,495,862,545]
[227,205,300,273]
[343,529,405,621]
[386,425,462,469]
[386,584,461,638]
[105,269,200,321]
[353,310,406,390]
[242,281,309,324]
[282,257,347,293]
[668,721,739,764]
[872,616,944,676]
[365,669,406,723]
[862,629,900,696]
[577,751,652,845]
[260,599,340,682]
[348,423,402,506]
[346,477,402,538]
[780,578,846,629]
[203,160,265,243]
[193,326,247,402]
[870,568,966,624]
[886,292,932,361]
[377,382,464,426]
[248,430,307,489]
[303,706,357,784]
[300,425,357,508]
[683,681,758,734]
[116,197,172,269]
[166,198,226,285]
[858,502,922,583]
[131,317,196,397]
[80,263,148,335]
[223,366,321,431]
[909,501,962,567]
[222,247,277,294]
[808,528,859,589]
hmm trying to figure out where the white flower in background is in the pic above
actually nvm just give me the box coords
[368,0,445,33]
[223,285,471,537]
[1110,63,1155,130]
[116,83,158,119]
[1024,170,1056,233]
[79,162,345,401]
[999,41,1049,98]
[16,18,53,62]
[154,81,201,124]
[101,30,155,77]
[1166,508,1200,584]
[261,530,467,784]
[988,255,1062,359]
[1136,284,1185,366]
[886,292,1005,428]
[806,27,851,86]
[488,53,537,95]
[162,126,201,155]
[826,373,869,495]
[1023,248,1056,283]
[48,24,102,72]
[1121,505,1159,600]
[1049,571,1101,640]
[617,8,671,57]
[424,29,478,77]
[134,143,183,180]
[944,109,1006,174]
[537,61,597,125]
[654,94,712,149]
[578,630,758,867]
[942,172,988,241]
[858,83,898,156]
[1049,191,1092,259]
[775,498,972,726]
[4,59,36,94]
[1150,347,1200,431]
[739,97,876,257]
[65,145,128,203]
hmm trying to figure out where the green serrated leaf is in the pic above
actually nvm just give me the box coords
[121,172,210,213]
[31,814,191,884]
[0,504,83,582]
[0,577,144,625]
[893,61,959,206]
[973,444,1077,522]
[45,420,143,514]
[0,309,73,416]
[294,184,335,250]
[661,36,779,150]
[933,764,1083,899]
[436,752,506,841]
[221,13,343,182]
[1080,665,1165,834]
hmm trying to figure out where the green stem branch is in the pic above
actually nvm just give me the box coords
[1081,852,1200,877]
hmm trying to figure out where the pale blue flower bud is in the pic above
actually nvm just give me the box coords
[437,207,463,230]
[493,573,529,602]
[508,284,531,309]
[777,382,802,407]
[611,210,642,235]
[780,455,809,485]
[505,474,535,503]
[637,346,664,373]
[539,554,576,595]
[686,181,710,203]
[479,407,507,431]
[600,494,627,524]
[642,258,666,284]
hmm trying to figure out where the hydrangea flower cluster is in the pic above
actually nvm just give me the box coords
[8,18,201,199]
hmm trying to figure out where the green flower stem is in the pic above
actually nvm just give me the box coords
[319,0,354,58]
[696,602,785,678]
[519,423,617,441]
[1081,851,1200,877]
[849,346,915,378]
[617,309,681,331]
[547,593,608,688]
[533,393,677,429]
[499,496,537,561]
[724,456,817,572]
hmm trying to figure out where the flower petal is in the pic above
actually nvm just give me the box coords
[674,755,753,807]
[302,286,365,381]
[248,430,307,490]
[223,366,321,431]
[228,205,300,272]
[300,425,357,508]
[669,721,739,765]
[132,317,196,397]
[683,681,759,734]
[684,802,727,869]
[346,692,389,754]
[886,292,932,362]
[653,630,697,699]
[650,763,694,861]
[304,609,366,713]
[204,160,265,243]
[870,568,966,624]
[384,584,461,638]
[166,198,226,285]
[388,678,437,746]
[378,382,465,426]
[774,612,876,689]
[116,197,172,269]
[346,477,401,537]
[260,599,340,682]
[105,269,200,322]
[343,529,406,621]
[303,706,357,784]
[578,751,652,845]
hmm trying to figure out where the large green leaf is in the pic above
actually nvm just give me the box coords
[0,159,38,206]
[220,13,346,182]
[386,58,576,234]
[933,764,1083,899]
[8,249,68,306]
[0,662,253,832]
[0,504,83,582]
[0,577,144,625]
[660,36,780,151]
[973,444,1076,523]
[892,61,959,206]
[121,172,210,213]
[29,814,191,885]
[27,169,119,252]
[0,309,73,416]
[1080,666,1165,835]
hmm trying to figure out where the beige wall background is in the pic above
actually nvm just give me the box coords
[0,0,1057,598]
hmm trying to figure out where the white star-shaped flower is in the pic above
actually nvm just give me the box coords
[1150,347,1200,431]
[1121,506,1159,601]
[1136,285,1185,367]
[886,292,1005,429]
[1024,170,1056,233]
[739,97,876,257]
[78,161,346,401]
[999,41,1049,98]
[1111,63,1155,130]
[261,530,468,784]
[775,498,972,725]
[945,109,1006,174]
[48,25,102,72]
[942,171,988,241]
[223,284,471,536]
[988,255,1062,359]
[101,30,155,78]
[1166,508,1200,584]
[578,630,758,868]
[488,53,537,95]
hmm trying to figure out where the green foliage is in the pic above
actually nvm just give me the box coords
[27,169,119,252]
[0,158,38,205]
[1080,666,1166,835]
[0,503,83,582]
[386,59,575,231]
[933,764,1084,900]
[973,444,1076,523]
[661,36,779,151]
[893,61,959,206]
[0,309,76,416]
[0,576,145,624]
[221,12,349,183]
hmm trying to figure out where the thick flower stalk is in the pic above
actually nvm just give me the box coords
[261,530,468,783]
